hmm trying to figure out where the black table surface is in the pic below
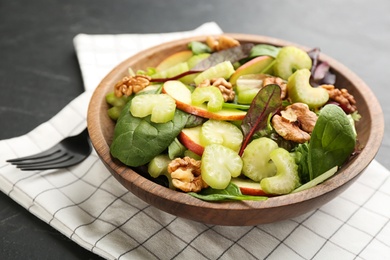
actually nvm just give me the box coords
[1,0,389,259]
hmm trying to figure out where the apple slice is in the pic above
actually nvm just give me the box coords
[152,62,189,79]
[229,56,274,85]
[162,80,247,120]
[156,50,193,71]
[179,126,204,156]
[231,178,268,196]
[236,74,268,104]
[179,53,211,84]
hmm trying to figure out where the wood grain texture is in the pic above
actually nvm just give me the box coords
[87,34,384,226]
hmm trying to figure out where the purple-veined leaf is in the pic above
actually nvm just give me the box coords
[239,84,282,156]
[151,43,254,83]
[192,43,254,70]
[308,48,336,87]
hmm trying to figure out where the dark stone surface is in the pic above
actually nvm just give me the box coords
[1,0,389,258]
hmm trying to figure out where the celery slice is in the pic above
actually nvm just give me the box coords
[107,106,123,121]
[148,154,174,189]
[148,154,171,178]
[242,137,278,182]
[200,120,243,152]
[237,88,261,104]
[191,86,224,112]
[130,94,176,123]
[193,61,235,85]
[287,69,329,109]
[260,148,300,195]
[273,46,312,80]
[201,144,243,189]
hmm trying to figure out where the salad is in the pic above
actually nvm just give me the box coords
[105,35,360,202]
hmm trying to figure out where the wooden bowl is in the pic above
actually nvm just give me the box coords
[87,34,384,226]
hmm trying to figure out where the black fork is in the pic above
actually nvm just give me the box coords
[7,128,92,171]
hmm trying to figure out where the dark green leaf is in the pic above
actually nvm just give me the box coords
[293,143,310,183]
[188,41,212,55]
[110,100,189,167]
[308,104,356,179]
[249,44,281,58]
[185,114,207,128]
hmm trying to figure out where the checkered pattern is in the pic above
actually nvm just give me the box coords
[1,22,389,260]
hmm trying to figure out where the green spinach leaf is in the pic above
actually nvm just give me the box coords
[184,114,207,128]
[188,41,212,55]
[308,104,356,179]
[189,183,268,201]
[249,44,281,58]
[110,100,189,167]
[293,142,310,183]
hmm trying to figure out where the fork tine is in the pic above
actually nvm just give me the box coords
[7,128,91,171]
[16,154,86,171]
[8,149,67,166]
[15,153,73,168]
[6,145,63,163]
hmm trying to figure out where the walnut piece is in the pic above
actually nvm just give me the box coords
[198,78,235,102]
[262,76,288,99]
[206,35,240,51]
[272,115,310,143]
[272,103,318,143]
[167,157,208,193]
[114,74,151,97]
[320,84,357,113]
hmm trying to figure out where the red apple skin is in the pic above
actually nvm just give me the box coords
[175,102,246,121]
[229,56,274,85]
[178,127,204,156]
[231,178,269,196]
[162,81,246,121]
[239,186,269,196]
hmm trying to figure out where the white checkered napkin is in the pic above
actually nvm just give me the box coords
[1,22,390,260]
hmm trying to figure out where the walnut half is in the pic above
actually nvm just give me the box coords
[206,35,240,51]
[272,103,318,143]
[320,84,357,113]
[167,157,208,193]
[114,74,151,97]
[262,76,288,100]
[197,78,235,102]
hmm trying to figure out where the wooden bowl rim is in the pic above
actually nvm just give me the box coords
[88,34,384,215]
